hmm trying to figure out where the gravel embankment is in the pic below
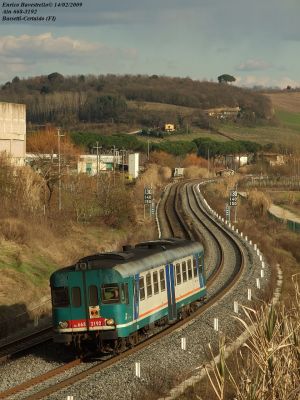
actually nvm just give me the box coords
[1,181,271,400]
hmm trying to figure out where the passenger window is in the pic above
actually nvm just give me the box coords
[89,285,98,306]
[139,277,145,300]
[101,284,120,304]
[182,261,187,282]
[176,263,181,285]
[187,259,193,280]
[153,272,159,294]
[121,283,129,304]
[52,287,69,307]
[159,269,166,291]
[193,258,198,277]
[71,287,81,307]
[146,273,152,297]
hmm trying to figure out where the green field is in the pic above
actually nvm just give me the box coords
[275,110,300,132]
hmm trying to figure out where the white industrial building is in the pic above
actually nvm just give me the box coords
[0,102,26,165]
[128,153,139,179]
[78,153,140,178]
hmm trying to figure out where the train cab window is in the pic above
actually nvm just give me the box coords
[187,259,193,280]
[52,287,69,308]
[159,269,166,291]
[121,283,129,304]
[176,263,182,285]
[101,284,120,304]
[139,277,145,301]
[89,285,98,306]
[153,271,159,295]
[182,261,187,282]
[193,258,198,277]
[198,255,204,274]
[71,287,81,307]
[146,273,152,297]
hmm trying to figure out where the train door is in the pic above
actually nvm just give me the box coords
[67,270,88,332]
[133,274,139,328]
[84,269,104,330]
[166,264,176,322]
[67,269,101,332]
[197,253,205,288]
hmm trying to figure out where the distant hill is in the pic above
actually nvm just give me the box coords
[0,73,272,129]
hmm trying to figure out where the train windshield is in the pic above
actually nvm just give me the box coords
[101,284,120,304]
[52,287,70,307]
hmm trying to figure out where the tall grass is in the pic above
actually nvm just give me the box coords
[205,277,300,400]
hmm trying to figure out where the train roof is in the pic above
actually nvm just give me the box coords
[54,238,203,278]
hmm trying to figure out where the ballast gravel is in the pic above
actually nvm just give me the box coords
[0,182,271,400]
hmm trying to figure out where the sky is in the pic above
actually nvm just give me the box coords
[0,0,300,88]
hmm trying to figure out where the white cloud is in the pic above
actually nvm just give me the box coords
[0,33,138,81]
[235,75,300,89]
[0,32,137,59]
[236,59,271,71]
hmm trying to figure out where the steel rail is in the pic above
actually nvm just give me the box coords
[0,179,246,400]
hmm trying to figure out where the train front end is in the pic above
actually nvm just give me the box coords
[50,263,131,353]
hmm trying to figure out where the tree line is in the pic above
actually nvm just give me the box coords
[0,73,273,126]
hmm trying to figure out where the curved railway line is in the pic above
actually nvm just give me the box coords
[0,179,268,400]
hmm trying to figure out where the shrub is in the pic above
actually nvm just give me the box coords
[0,219,29,244]
[248,189,271,216]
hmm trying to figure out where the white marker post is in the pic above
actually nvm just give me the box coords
[214,318,219,331]
[248,288,252,301]
[181,337,187,351]
[234,301,239,314]
[135,362,141,378]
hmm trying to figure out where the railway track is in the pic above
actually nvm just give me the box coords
[0,179,266,400]
[0,326,52,364]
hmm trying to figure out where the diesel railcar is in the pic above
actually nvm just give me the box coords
[50,238,206,353]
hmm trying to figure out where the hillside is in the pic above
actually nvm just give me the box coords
[0,74,272,129]
[264,91,300,112]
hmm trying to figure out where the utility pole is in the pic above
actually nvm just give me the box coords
[120,148,126,179]
[111,145,118,185]
[57,128,64,211]
[93,141,102,194]
[147,131,150,161]
[207,148,210,177]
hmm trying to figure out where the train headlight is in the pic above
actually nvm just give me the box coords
[106,318,115,326]
[58,321,69,329]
